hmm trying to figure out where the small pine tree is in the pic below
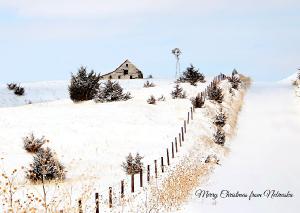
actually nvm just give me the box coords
[69,67,101,102]
[95,80,132,103]
[147,95,156,104]
[122,153,144,175]
[207,82,223,103]
[23,133,47,153]
[7,83,17,90]
[191,93,205,108]
[14,86,25,96]
[232,69,238,76]
[171,83,186,99]
[179,64,205,86]
[144,81,155,88]
[26,147,65,182]
[213,128,225,146]
[228,75,241,90]
[157,95,166,101]
[214,110,227,127]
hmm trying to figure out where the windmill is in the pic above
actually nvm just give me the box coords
[172,48,182,78]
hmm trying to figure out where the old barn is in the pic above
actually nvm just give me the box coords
[101,59,143,80]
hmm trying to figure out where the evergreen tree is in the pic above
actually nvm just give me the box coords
[144,80,155,88]
[23,133,47,153]
[95,80,132,103]
[214,110,227,127]
[191,93,205,108]
[14,86,25,96]
[7,83,17,90]
[228,75,241,90]
[26,147,65,182]
[232,69,238,76]
[207,82,223,103]
[213,128,225,146]
[69,67,101,102]
[179,64,205,86]
[171,83,186,99]
[147,95,156,104]
[122,153,144,175]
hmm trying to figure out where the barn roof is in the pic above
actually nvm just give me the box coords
[101,59,141,77]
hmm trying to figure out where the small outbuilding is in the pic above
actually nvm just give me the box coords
[101,59,143,80]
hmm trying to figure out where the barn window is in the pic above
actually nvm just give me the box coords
[130,75,133,79]
[109,75,112,79]
[126,64,128,67]
[118,75,121,79]
[124,70,128,75]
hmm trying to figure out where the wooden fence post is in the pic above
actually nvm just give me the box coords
[140,169,143,187]
[109,187,113,208]
[154,160,158,178]
[78,199,83,213]
[191,107,193,120]
[95,193,99,213]
[161,157,164,173]
[171,142,174,158]
[181,127,184,142]
[121,180,124,198]
[147,165,150,182]
[60,210,63,213]
[175,139,178,152]
[184,120,186,133]
[187,112,190,124]
[179,133,182,146]
[131,174,135,193]
[166,148,170,166]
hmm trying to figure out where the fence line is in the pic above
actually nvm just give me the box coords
[68,73,227,212]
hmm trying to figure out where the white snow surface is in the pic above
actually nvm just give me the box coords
[179,82,300,213]
[0,78,210,207]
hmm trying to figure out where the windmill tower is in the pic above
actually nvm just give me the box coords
[172,48,182,78]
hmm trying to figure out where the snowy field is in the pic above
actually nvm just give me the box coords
[179,80,300,213]
[0,79,210,198]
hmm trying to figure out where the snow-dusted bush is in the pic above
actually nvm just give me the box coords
[147,74,153,79]
[144,80,155,88]
[94,80,132,103]
[178,64,205,86]
[69,66,101,102]
[23,133,47,153]
[213,110,227,127]
[147,95,156,104]
[14,86,25,96]
[157,95,166,101]
[213,128,225,146]
[228,75,241,90]
[122,153,144,175]
[26,147,65,182]
[191,93,204,108]
[7,83,17,90]
[171,83,186,99]
[207,82,223,103]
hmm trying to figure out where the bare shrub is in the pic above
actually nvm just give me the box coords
[122,153,144,175]
[23,133,48,153]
